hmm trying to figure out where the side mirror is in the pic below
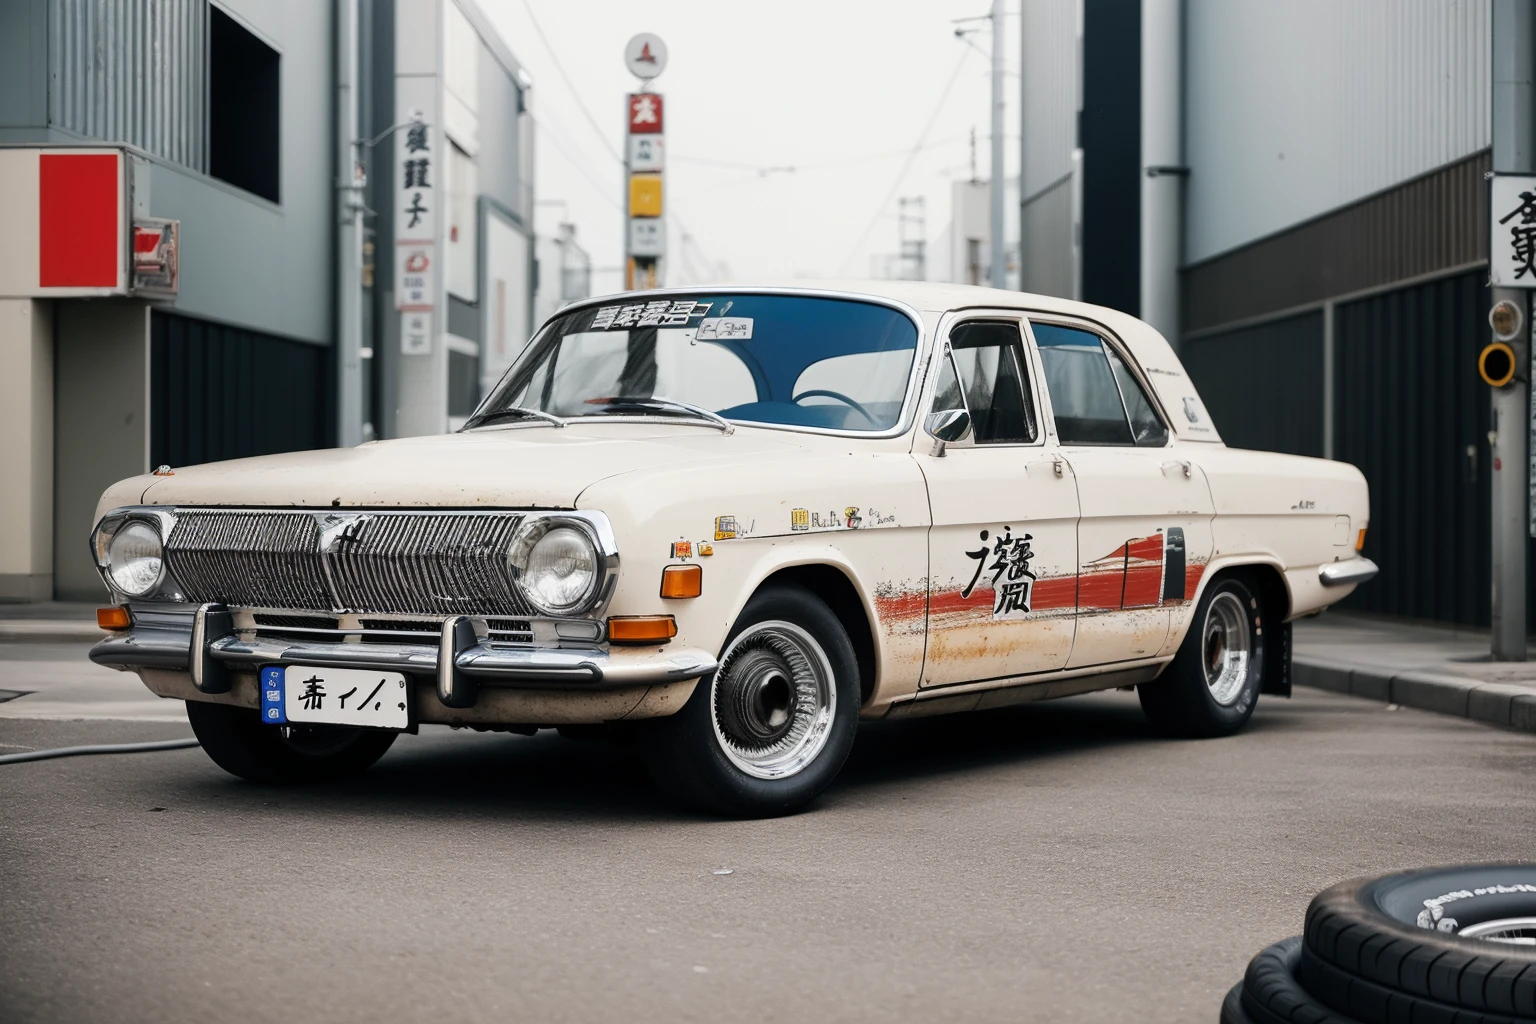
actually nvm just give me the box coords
[924,409,971,457]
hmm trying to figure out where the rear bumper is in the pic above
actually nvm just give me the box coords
[89,605,717,698]
[1318,556,1379,588]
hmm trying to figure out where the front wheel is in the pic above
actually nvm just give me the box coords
[639,584,861,817]
[186,699,398,784]
[1138,571,1266,737]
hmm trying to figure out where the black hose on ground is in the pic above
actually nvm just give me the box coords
[0,738,200,765]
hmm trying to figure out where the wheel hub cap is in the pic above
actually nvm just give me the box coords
[1202,591,1251,707]
[710,621,836,780]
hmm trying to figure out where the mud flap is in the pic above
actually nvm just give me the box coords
[1261,619,1291,697]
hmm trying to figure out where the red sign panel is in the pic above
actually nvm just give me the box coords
[39,153,119,287]
[628,93,663,134]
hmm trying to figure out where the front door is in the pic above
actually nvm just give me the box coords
[1029,318,1216,668]
[917,316,1080,688]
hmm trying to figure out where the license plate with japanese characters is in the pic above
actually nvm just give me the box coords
[259,666,409,729]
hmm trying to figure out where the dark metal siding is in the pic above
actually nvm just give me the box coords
[1079,0,1141,316]
[1182,151,1489,334]
[1182,312,1325,458]
[1332,271,1491,625]
[151,311,333,469]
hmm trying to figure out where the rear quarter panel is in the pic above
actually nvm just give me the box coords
[1194,446,1371,618]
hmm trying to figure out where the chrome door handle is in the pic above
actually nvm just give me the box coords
[1027,458,1066,478]
[1161,460,1192,478]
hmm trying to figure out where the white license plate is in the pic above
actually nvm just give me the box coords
[259,665,409,729]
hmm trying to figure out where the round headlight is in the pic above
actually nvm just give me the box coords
[106,519,165,596]
[511,522,601,616]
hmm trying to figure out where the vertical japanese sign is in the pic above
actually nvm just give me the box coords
[1491,175,1536,288]
[626,91,666,284]
[395,94,436,355]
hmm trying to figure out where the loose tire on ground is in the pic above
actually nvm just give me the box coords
[1303,866,1536,1018]
[1227,938,1363,1024]
[639,583,860,817]
[1139,570,1266,737]
[185,699,398,784]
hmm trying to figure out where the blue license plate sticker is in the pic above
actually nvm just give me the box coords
[260,665,286,724]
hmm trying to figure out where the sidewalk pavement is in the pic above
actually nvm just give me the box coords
[1294,613,1536,733]
[2,603,1534,732]
[0,603,103,644]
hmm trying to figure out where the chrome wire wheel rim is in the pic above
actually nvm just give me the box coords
[1202,591,1252,706]
[710,620,837,780]
[1458,917,1536,945]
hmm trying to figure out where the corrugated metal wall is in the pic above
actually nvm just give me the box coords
[151,311,332,468]
[1182,312,1325,458]
[1332,271,1491,625]
[48,0,207,171]
[1185,0,1490,264]
[1020,0,1078,198]
[1019,0,1078,298]
[1182,151,1489,333]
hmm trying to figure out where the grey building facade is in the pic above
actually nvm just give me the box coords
[0,0,535,602]
[1021,0,1501,626]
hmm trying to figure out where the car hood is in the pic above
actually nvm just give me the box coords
[135,425,811,509]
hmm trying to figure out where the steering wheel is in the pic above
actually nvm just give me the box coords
[792,389,878,427]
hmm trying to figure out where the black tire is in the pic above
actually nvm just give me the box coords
[1138,571,1265,737]
[1297,942,1536,1024]
[639,583,860,817]
[185,699,398,784]
[1303,866,1536,1018]
[1233,937,1363,1024]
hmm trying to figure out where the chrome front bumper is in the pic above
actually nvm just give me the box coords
[89,605,717,706]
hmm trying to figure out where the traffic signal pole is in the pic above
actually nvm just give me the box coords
[1489,0,1533,660]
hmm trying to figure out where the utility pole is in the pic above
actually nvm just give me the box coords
[898,196,927,281]
[335,0,364,446]
[989,0,1006,289]
[1489,0,1534,660]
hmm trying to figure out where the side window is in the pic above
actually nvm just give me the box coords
[1033,322,1167,446]
[938,321,1039,444]
[1105,344,1169,445]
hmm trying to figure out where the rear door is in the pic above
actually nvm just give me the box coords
[1028,317,1215,669]
[917,315,1080,688]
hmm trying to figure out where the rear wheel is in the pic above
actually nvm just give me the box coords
[186,699,398,784]
[1139,572,1266,737]
[640,584,860,817]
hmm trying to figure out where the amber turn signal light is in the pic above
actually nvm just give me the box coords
[97,606,132,631]
[660,563,703,599]
[608,615,678,645]
[1355,528,1368,552]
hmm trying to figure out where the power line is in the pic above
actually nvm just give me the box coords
[529,114,623,214]
[836,47,973,276]
[517,0,624,165]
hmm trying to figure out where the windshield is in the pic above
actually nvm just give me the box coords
[467,293,920,433]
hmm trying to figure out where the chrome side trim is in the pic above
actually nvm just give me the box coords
[1318,557,1379,587]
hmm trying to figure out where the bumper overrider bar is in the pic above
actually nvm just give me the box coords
[90,604,719,708]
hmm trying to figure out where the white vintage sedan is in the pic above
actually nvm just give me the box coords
[89,282,1376,815]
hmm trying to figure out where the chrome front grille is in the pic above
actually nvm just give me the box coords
[168,511,332,610]
[165,509,537,616]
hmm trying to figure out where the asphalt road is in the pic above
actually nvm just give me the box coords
[3,641,1535,1024]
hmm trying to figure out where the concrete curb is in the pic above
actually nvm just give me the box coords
[1294,657,1536,733]
[0,622,106,645]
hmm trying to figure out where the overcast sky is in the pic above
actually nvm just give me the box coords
[480,0,1019,295]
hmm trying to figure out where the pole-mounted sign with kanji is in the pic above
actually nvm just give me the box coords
[1491,175,1536,287]
[624,34,666,289]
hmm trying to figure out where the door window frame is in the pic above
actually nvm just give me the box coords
[1021,313,1174,449]
[919,311,1048,451]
